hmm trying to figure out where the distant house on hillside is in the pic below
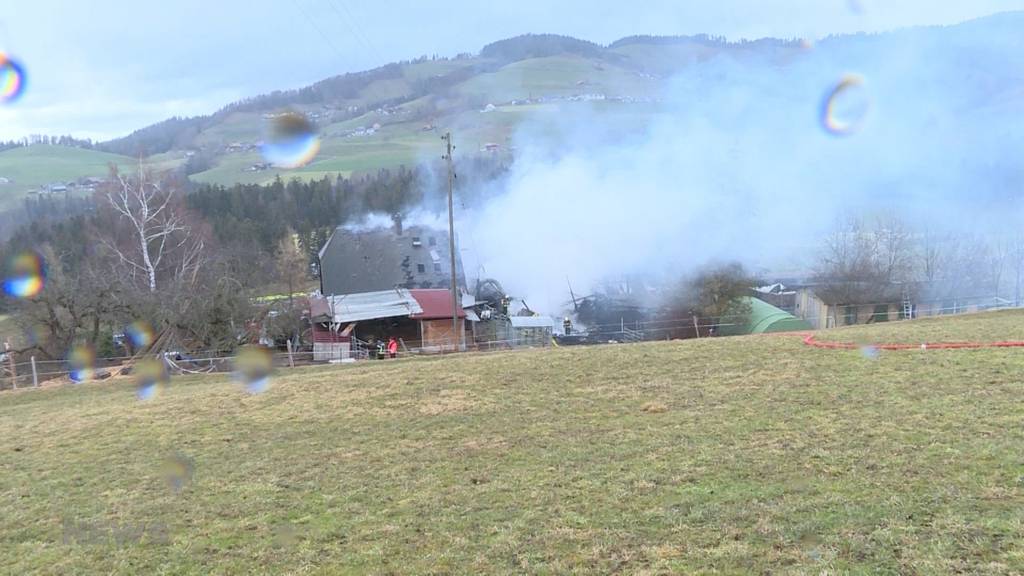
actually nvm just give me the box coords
[317,224,466,297]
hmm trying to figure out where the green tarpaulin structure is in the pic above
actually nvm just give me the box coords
[719,297,812,336]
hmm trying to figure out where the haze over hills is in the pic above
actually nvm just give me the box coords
[0,11,1021,210]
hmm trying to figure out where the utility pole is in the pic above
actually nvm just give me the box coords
[442,132,460,352]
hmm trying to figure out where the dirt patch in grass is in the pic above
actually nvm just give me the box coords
[417,389,480,415]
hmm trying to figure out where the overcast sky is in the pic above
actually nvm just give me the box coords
[1,0,1022,141]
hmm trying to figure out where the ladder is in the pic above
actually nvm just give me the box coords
[901,286,913,320]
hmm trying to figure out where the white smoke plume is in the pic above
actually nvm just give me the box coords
[456,15,1024,313]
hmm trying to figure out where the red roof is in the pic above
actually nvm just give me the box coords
[409,289,466,320]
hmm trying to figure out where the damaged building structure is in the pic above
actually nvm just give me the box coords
[310,222,555,359]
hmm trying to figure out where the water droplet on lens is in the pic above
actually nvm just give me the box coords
[859,345,880,360]
[126,320,155,349]
[134,357,169,401]
[261,112,320,169]
[0,53,27,103]
[234,346,274,394]
[161,453,194,493]
[2,251,45,298]
[67,344,96,383]
[821,74,870,136]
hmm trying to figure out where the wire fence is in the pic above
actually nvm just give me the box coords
[0,337,561,392]
[2,294,1021,393]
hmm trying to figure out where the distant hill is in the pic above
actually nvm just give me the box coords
[4,13,1022,201]
[83,31,811,189]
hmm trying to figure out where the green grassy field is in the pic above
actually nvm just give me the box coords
[0,145,137,208]
[190,127,441,186]
[457,55,657,102]
[3,311,1024,573]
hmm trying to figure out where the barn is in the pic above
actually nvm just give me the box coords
[309,288,470,359]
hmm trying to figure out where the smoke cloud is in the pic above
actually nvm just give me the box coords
[454,16,1024,313]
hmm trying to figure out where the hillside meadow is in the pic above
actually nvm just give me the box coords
[2,311,1024,573]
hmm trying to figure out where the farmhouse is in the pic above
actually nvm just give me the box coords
[310,223,476,358]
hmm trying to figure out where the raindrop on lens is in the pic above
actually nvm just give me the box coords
[273,523,298,548]
[161,453,194,493]
[859,345,880,360]
[821,74,870,136]
[261,112,320,168]
[2,251,45,298]
[67,344,96,383]
[134,357,169,401]
[126,320,155,349]
[0,53,27,103]
[234,346,274,394]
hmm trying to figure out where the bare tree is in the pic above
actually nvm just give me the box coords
[1011,233,1024,306]
[275,232,309,307]
[875,214,913,283]
[989,236,1010,298]
[919,227,945,283]
[11,245,129,359]
[101,165,203,292]
[813,217,887,305]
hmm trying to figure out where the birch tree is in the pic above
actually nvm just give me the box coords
[102,166,203,292]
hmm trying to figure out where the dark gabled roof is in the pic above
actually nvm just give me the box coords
[318,224,466,296]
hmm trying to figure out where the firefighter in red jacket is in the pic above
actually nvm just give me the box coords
[387,336,399,359]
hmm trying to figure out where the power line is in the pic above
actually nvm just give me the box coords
[326,0,380,63]
[289,0,347,64]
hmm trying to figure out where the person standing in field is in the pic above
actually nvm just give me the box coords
[387,336,399,359]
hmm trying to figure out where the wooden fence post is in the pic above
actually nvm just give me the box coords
[4,340,16,390]
[286,340,295,369]
[31,356,38,387]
